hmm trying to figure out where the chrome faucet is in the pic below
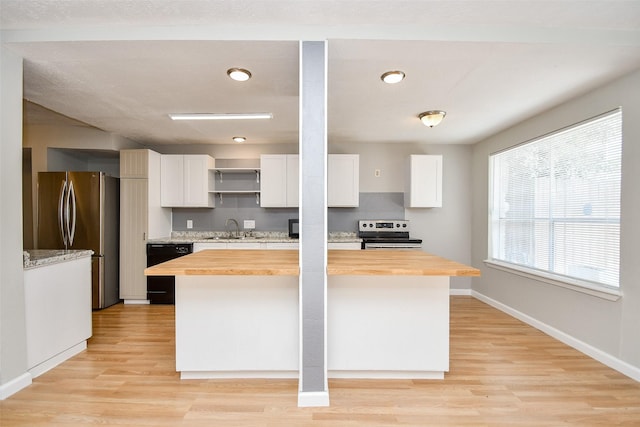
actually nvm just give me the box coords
[225,218,240,238]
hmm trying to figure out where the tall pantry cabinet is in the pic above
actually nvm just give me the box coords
[119,149,172,302]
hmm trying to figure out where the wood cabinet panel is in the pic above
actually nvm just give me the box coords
[119,178,148,300]
[119,149,171,301]
[120,149,149,178]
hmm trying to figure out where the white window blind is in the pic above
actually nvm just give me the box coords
[489,109,622,289]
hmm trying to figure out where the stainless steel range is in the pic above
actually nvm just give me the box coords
[358,220,423,249]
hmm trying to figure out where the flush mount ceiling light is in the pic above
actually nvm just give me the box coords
[418,110,446,128]
[232,136,246,143]
[227,68,252,82]
[168,113,272,121]
[381,70,405,84]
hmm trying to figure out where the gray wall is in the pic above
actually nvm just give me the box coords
[332,142,474,290]
[172,192,405,233]
[46,148,120,177]
[470,69,640,373]
[169,141,474,290]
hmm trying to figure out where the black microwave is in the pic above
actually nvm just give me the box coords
[288,219,299,238]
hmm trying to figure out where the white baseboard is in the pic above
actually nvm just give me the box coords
[298,390,330,407]
[328,370,444,379]
[450,288,472,296]
[472,290,640,383]
[0,373,32,400]
[28,341,87,379]
[180,370,298,379]
[123,299,150,305]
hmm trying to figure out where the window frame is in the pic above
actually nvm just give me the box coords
[485,109,622,301]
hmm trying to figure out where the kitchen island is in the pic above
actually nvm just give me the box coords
[145,249,479,380]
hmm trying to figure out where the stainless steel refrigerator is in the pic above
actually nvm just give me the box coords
[37,171,120,309]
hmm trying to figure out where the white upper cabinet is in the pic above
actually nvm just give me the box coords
[328,154,359,207]
[404,154,443,208]
[160,155,184,207]
[286,155,299,207]
[161,154,215,208]
[260,154,299,208]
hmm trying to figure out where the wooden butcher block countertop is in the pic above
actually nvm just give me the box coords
[145,249,479,277]
[328,250,481,276]
[145,249,299,276]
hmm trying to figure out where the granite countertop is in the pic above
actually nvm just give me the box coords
[23,249,93,270]
[149,231,361,244]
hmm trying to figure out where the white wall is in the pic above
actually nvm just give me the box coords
[1,47,30,398]
[470,69,640,376]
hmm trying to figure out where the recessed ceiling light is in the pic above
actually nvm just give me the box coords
[168,113,272,120]
[232,136,246,143]
[227,68,252,82]
[381,70,405,84]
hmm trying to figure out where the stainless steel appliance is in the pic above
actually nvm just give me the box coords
[146,243,193,304]
[358,219,422,249]
[37,171,120,309]
[288,219,299,238]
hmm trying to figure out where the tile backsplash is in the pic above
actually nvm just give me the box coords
[172,192,404,233]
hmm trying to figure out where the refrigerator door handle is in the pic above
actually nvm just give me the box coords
[66,180,77,246]
[58,180,68,247]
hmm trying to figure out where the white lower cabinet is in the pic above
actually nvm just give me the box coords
[266,242,299,250]
[328,242,362,250]
[193,242,227,252]
[194,241,298,251]
[229,242,265,249]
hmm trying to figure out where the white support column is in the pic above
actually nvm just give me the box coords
[297,40,329,407]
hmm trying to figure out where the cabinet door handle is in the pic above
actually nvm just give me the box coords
[143,232,146,241]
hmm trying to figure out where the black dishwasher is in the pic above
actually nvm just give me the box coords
[146,243,193,304]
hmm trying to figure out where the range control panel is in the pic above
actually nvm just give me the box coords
[358,220,410,233]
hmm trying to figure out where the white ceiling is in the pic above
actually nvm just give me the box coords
[2,0,640,146]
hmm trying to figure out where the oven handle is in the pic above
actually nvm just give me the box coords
[364,244,423,249]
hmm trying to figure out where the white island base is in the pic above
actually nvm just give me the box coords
[328,275,449,379]
[176,275,299,379]
[175,274,449,380]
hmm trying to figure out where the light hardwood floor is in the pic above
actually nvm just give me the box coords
[2,296,639,426]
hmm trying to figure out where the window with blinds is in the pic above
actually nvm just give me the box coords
[489,109,622,290]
